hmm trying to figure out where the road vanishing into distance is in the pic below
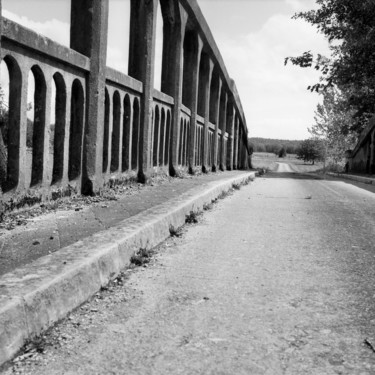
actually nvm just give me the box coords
[4,164,375,375]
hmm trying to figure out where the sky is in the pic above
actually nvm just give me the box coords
[1,0,330,140]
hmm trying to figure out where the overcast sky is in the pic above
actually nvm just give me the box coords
[2,0,330,140]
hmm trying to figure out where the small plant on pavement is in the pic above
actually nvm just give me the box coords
[169,224,183,237]
[218,189,232,200]
[185,210,201,224]
[203,202,213,211]
[130,248,154,266]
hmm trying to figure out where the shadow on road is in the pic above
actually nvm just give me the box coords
[261,171,375,195]
[262,172,323,180]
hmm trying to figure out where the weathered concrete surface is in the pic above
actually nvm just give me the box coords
[3,169,375,374]
[0,171,254,367]
[0,171,252,277]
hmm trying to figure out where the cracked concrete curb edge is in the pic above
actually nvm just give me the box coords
[0,172,255,366]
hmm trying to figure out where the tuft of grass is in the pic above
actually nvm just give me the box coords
[256,168,266,176]
[232,183,241,190]
[130,248,154,266]
[203,202,213,211]
[185,210,201,224]
[218,190,232,200]
[169,224,183,237]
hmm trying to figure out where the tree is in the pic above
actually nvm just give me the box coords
[278,146,287,158]
[255,143,266,153]
[309,87,357,165]
[286,145,296,154]
[296,138,325,164]
[285,0,375,135]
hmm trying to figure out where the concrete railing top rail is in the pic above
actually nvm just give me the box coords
[2,17,90,72]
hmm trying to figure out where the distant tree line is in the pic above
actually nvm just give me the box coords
[249,138,301,155]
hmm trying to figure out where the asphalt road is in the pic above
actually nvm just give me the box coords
[4,165,375,374]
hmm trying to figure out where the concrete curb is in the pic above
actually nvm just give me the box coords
[327,172,375,185]
[0,172,255,366]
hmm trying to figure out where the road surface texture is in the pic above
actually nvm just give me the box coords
[3,164,375,374]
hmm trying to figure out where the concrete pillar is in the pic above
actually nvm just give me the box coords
[226,103,235,170]
[158,3,188,176]
[128,0,157,182]
[17,67,29,191]
[219,90,228,171]
[43,73,53,187]
[184,34,203,174]
[62,82,72,184]
[212,78,222,172]
[202,58,214,173]
[70,0,109,194]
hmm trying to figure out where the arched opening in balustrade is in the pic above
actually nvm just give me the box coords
[200,127,203,165]
[226,102,234,169]
[103,89,110,173]
[159,108,165,165]
[218,88,227,169]
[0,57,22,192]
[197,52,209,118]
[209,130,214,167]
[0,60,10,189]
[183,120,189,166]
[68,79,84,181]
[178,118,184,165]
[195,127,199,166]
[233,114,239,169]
[131,98,140,170]
[27,66,46,187]
[207,130,211,166]
[164,110,171,165]
[198,127,202,165]
[209,67,220,125]
[111,91,121,173]
[51,72,67,185]
[122,95,131,172]
[107,0,130,74]
[150,108,154,163]
[153,106,160,167]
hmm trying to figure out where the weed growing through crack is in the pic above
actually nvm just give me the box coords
[130,248,154,266]
[169,224,183,237]
[185,210,201,224]
[218,189,232,200]
[203,202,213,211]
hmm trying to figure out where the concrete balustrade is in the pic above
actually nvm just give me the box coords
[0,0,250,200]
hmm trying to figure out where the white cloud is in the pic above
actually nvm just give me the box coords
[285,0,318,12]
[3,10,69,47]
[216,11,330,139]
